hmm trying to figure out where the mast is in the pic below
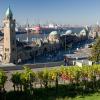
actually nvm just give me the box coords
[26,18,29,43]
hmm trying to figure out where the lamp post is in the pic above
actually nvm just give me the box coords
[34,51,35,64]
[76,57,78,62]
[69,49,70,54]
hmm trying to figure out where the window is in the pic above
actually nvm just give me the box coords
[12,40,15,44]
[4,23,6,27]
[12,48,15,52]
[4,53,6,60]
[5,48,9,51]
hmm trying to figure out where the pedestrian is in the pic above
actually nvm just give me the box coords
[64,57,67,66]
[18,58,21,64]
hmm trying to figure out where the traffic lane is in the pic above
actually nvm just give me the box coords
[0,61,64,71]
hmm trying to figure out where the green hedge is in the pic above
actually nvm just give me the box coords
[0,65,100,92]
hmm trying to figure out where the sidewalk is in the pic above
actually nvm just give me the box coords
[0,61,64,71]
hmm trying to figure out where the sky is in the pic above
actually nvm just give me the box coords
[0,0,100,26]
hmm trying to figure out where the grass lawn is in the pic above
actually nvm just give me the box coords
[4,91,100,100]
[4,85,100,100]
[56,93,100,100]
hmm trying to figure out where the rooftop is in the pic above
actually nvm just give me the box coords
[5,6,13,19]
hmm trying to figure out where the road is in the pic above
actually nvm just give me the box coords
[0,61,64,71]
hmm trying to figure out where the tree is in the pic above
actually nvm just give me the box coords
[48,69,59,88]
[20,66,36,91]
[11,72,22,91]
[0,70,7,91]
[90,37,100,63]
[11,66,36,91]
[37,68,49,88]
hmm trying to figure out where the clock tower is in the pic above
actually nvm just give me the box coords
[3,7,17,64]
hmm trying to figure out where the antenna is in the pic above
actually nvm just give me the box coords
[97,21,99,26]
[8,0,10,8]
[96,16,99,25]
[26,18,29,43]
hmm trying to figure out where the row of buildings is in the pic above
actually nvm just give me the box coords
[0,7,91,64]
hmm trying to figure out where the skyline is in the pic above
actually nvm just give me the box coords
[0,0,100,26]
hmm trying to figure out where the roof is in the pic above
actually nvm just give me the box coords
[64,53,89,60]
[5,6,13,19]
[65,30,73,35]
[80,29,86,36]
[49,31,59,36]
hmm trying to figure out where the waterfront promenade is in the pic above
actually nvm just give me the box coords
[0,61,64,71]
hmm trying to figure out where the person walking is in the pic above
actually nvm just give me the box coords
[64,57,67,66]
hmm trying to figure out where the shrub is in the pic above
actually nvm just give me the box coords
[0,69,7,91]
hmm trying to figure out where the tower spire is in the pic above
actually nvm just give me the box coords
[97,21,99,26]
[5,6,13,19]
[26,18,29,43]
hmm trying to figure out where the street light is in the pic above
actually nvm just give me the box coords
[34,51,35,64]
[65,35,66,52]
[76,57,78,61]
[69,49,70,54]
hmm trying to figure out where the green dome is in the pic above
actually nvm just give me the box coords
[5,7,13,19]
[49,31,59,36]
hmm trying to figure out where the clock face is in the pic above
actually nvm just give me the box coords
[6,23,9,27]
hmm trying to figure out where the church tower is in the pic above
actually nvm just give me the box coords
[3,7,17,64]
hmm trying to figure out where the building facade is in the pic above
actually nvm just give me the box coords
[3,7,17,63]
